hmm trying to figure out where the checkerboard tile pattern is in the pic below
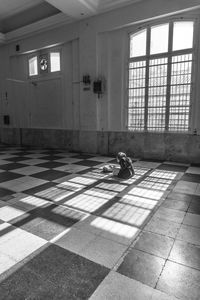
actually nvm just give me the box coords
[0,145,199,299]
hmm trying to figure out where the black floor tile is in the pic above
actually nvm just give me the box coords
[157,164,188,172]
[77,168,93,174]
[40,205,84,226]
[0,265,48,300]
[188,200,200,215]
[4,157,29,162]
[0,163,28,171]
[27,280,68,300]
[40,155,64,161]
[22,218,69,241]
[191,163,200,167]
[59,253,109,299]
[74,160,101,167]
[42,150,65,155]
[0,187,14,198]
[25,182,57,195]
[0,194,14,202]
[0,171,23,183]
[134,231,174,259]
[11,215,45,229]
[25,244,109,299]
[142,158,164,163]
[73,154,95,159]
[181,173,200,183]
[117,248,165,288]
[31,170,69,181]
[11,151,32,156]
[37,161,66,169]
[11,204,80,231]
[192,195,200,201]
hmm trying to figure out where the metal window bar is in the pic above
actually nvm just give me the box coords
[128,24,194,133]
[169,53,193,131]
[147,58,168,131]
[128,61,146,130]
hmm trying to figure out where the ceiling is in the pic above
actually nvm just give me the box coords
[0,0,140,35]
[0,0,199,43]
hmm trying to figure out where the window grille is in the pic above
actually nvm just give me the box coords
[128,21,194,132]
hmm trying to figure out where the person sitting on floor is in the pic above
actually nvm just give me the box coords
[115,152,134,179]
[103,152,134,179]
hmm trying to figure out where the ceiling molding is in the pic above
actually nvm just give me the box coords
[0,32,5,44]
[5,13,74,43]
[98,0,141,12]
[45,0,96,18]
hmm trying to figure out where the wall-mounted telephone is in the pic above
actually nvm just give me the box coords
[4,115,10,125]
[93,78,105,98]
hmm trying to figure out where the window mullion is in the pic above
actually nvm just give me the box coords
[165,22,173,130]
[144,27,151,130]
[127,19,194,133]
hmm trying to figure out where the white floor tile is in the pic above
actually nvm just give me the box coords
[12,166,48,175]
[133,161,161,169]
[177,224,200,245]
[20,158,48,165]
[54,164,89,173]
[81,236,127,268]
[183,213,200,228]
[87,156,114,162]
[173,181,198,195]
[186,167,200,174]
[164,161,190,167]
[0,154,18,159]
[0,206,26,221]
[0,228,47,262]
[195,184,200,195]
[23,153,49,158]
[54,227,96,254]
[89,271,154,300]
[55,157,83,164]
[0,160,12,165]
[0,252,17,275]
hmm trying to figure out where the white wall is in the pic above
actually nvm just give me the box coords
[0,0,200,133]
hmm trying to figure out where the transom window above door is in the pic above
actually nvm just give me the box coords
[28,49,61,77]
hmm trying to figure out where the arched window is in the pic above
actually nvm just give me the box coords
[128,21,194,132]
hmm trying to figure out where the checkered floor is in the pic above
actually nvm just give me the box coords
[0,145,200,300]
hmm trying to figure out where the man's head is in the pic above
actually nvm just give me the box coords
[116,152,126,162]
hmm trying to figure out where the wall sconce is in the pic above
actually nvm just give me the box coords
[82,74,91,85]
[93,77,106,98]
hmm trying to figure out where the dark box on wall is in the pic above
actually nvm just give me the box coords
[3,115,10,125]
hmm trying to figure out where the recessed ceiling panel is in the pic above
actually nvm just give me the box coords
[0,0,44,19]
[0,2,60,33]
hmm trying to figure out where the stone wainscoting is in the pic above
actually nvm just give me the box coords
[0,127,200,163]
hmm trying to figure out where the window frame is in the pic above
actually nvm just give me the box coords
[28,54,38,78]
[27,47,62,79]
[126,16,198,134]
